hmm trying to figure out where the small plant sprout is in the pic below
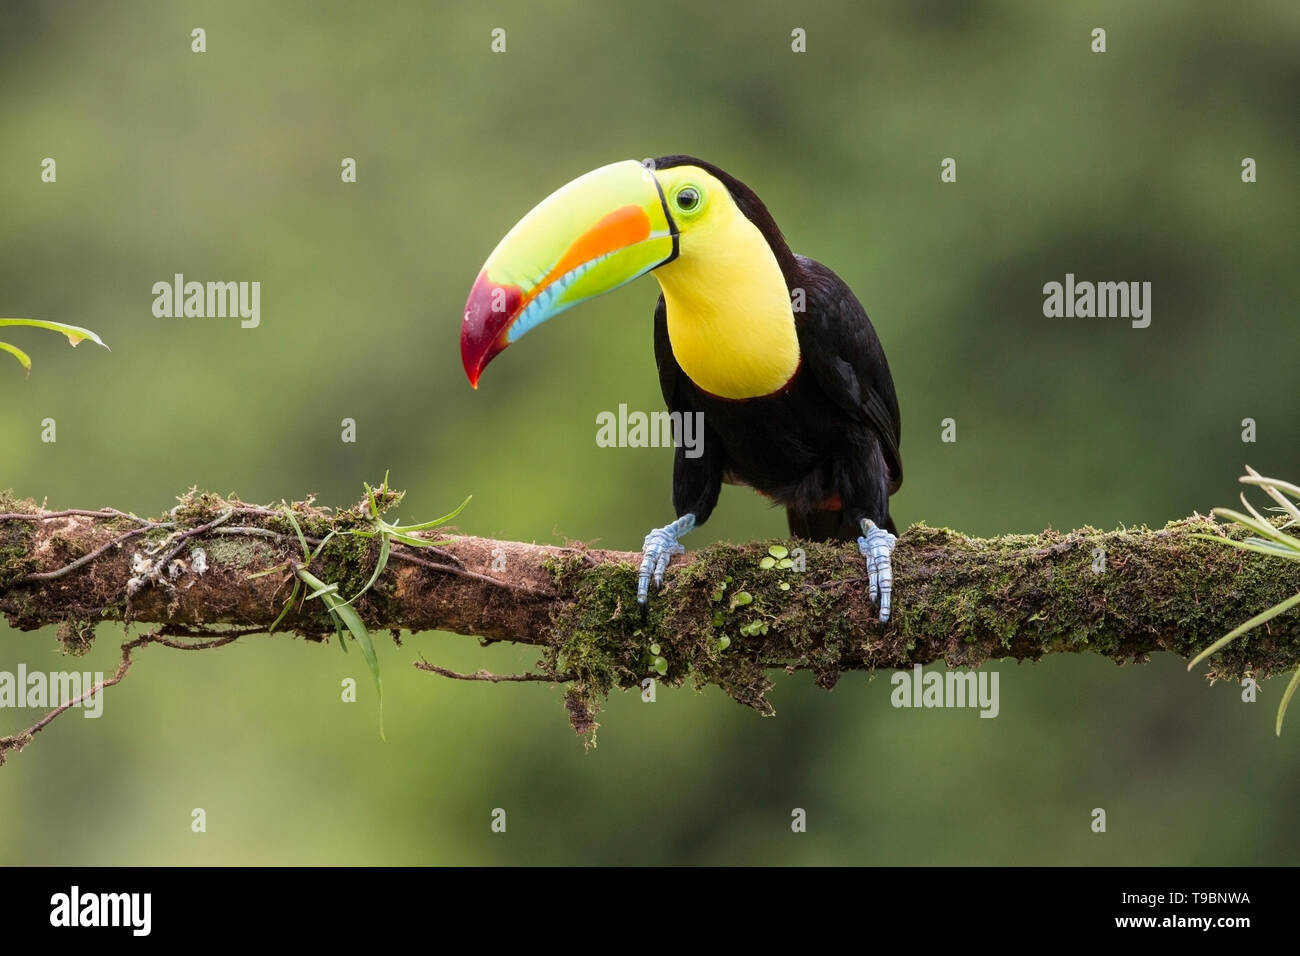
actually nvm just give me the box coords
[1190,467,1300,735]
[0,318,109,375]
[362,472,470,546]
[760,544,794,570]
[245,476,472,740]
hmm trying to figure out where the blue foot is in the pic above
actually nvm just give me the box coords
[637,514,696,605]
[857,518,897,622]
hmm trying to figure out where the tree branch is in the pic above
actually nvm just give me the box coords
[2,487,1298,742]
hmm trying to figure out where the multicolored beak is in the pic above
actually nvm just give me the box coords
[460,160,679,387]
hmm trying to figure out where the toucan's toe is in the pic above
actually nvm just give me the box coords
[858,519,897,623]
[636,514,697,605]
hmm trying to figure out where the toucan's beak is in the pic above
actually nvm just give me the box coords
[460,160,678,387]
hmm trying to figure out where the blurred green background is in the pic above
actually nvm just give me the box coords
[1,0,1297,864]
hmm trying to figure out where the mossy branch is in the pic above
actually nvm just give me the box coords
[2,487,1299,741]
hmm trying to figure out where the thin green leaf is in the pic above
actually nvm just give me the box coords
[269,578,301,633]
[386,531,451,549]
[1188,590,1300,671]
[294,568,329,596]
[1243,538,1300,557]
[328,594,383,740]
[0,341,32,372]
[1253,485,1300,523]
[339,531,390,608]
[307,529,337,563]
[1208,508,1275,538]
[1191,534,1300,562]
[1241,468,1300,507]
[0,318,109,350]
[1237,493,1300,546]
[1211,508,1300,553]
[297,567,383,738]
[246,562,292,580]
[390,494,471,532]
[283,507,310,560]
[364,471,397,520]
[329,598,378,684]
[1277,669,1300,736]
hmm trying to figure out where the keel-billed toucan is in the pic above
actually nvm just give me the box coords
[460,157,902,620]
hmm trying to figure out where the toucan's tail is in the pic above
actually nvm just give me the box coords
[787,508,896,542]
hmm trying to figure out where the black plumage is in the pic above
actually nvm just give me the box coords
[651,156,902,543]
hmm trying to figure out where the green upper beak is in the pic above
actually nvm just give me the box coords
[460,160,678,387]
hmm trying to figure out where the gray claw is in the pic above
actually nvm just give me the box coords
[637,514,696,605]
[857,519,897,622]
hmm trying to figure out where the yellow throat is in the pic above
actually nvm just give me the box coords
[652,178,800,399]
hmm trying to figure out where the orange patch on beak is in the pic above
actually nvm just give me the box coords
[519,205,652,312]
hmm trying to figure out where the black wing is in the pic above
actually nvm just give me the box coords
[794,255,902,494]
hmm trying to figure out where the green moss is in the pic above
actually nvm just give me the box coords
[263,487,392,543]
[664,538,879,703]
[56,618,96,656]
[537,517,1299,737]
[542,556,658,720]
[884,516,1300,680]
[333,485,404,528]
[171,488,231,525]
[0,491,37,590]
[202,515,389,631]
[312,533,388,613]
[205,536,277,569]
[0,489,33,513]
[543,538,878,728]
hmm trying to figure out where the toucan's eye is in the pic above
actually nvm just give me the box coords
[674,186,701,212]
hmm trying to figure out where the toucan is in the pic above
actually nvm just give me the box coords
[460,157,902,620]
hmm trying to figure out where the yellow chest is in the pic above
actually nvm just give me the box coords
[654,223,801,400]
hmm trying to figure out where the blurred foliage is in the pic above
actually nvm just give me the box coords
[0,0,1297,863]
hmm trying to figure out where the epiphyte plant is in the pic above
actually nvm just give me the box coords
[0,318,109,375]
